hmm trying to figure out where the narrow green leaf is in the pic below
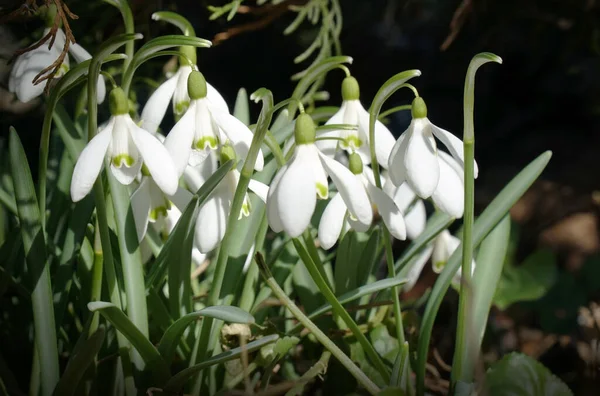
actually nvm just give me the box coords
[151,11,196,36]
[158,306,255,362]
[416,151,552,396]
[9,128,59,396]
[52,328,105,396]
[390,342,410,389]
[234,88,250,125]
[164,334,279,392]
[87,302,170,383]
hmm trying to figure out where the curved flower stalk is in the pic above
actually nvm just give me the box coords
[388,96,478,198]
[318,153,406,250]
[188,145,269,253]
[70,87,178,202]
[9,27,106,104]
[140,47,228,133]
[316,75,396,167]
[163,71,264,176]
[267,112,372,238]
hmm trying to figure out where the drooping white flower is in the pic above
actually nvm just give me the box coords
[383,178,427,240]
[140,63,228,134]
[432,230,476,289]
[267,113,372,238]
[163,71,264,177]
[388,96,478,198]
[9,27,106,103]
[70,87,178,202]
[318,153,405,249]
[316,76,396,167]
[189,145,269,253]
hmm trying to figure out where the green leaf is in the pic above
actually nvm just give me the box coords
[377,388,406,396]
[493,249,557,310]
[370,325,399,365]
[484,353,572,395]
[151,11,196,36]
[416,151,552,395]
[164,334,279,392]
[390,342,410,390]
[9,128,59,396]
[53,328,105,396]
[234,88,250,125]
[158,306,255,362]
[88,302,170,383]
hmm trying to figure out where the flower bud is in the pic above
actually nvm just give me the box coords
[109,87,129,115]
[220,144,237,164]
[294,113,316,145]
[341,76,360,101]
[188,70,207,100]
[411,97,427,119]
[348,152,363,175]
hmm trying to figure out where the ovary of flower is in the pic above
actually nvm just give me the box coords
[388,97,478,198]
[267,144,372,239]
[315,76,396,168]
[318,163,406,250]
[163,71,264,177]
[140,64,228,134]
[70,113,178,202]
[194,169,268,253]
[9,27,106,103]
[432,230,476,289]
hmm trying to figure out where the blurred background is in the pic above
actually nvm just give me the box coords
[2,0,600,393]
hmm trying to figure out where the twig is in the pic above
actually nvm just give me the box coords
[440,0,473,51]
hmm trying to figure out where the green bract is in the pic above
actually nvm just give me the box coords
[411,96,427,119]
[341,75,360,101]
[294,113,316,144]
[188,70,208,100]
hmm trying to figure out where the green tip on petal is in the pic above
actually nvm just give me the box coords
[348,152,363,175]
[220,144,237,164]
[109,87,129,115]
[411,96,427,119]
[294,113,316,145]
[188,70,207,100]
[341,76,360,101]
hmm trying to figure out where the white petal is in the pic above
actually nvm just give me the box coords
[192,247,207,267]
[96,75,106,104]
[70,119,113,201]
[405,200,426,240]
[315,104,344,156]
[266,164,287,233]
[273,145,317,237]
[68,42,92,63]
[110,159,141,185]
[387,132,408,186]
[432,231,455,272]
[318,150,372,226]
[127,118,179,196]
[367,183,406,240]
[403,245,433,291]
[194,186,230,253]
[248,179,269,203]
[170,187,193,212]
[207,81,229,112]
[391,181,418,213]
[173,66,192,118]
[431,152,465,218]
[357,106,396,168]
[430,123,479,178]
[163,100,196,176]
[131,178,152,241]
[318,193,347,250]
[211,108,264,171]
[140,74,178,134]
[404,120,439,198]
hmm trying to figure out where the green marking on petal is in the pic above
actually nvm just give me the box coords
[194,136,218,150]
[433,260,445,273]
[112,154,135,168]
[316,183,328,199]
[174,100,190,119]
[241,201,251,218]
[149,206,169,222]
[141,165,151,177]
[341,135,363,150]
[56,62,69,78]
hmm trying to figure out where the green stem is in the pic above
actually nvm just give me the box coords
[256,254,380,395]
[89,221,103,336]
[265,131,286,167]
[120,0,135,70]
[378,104,412,120]
[451,53,502,389]
[292,239,390,383]
[302,231,332,290]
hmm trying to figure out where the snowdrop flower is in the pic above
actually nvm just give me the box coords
[432,230,476,289]
[70,87,178,202]
[383,179,427,240]
[140,47,228,133]
[192,145,269,253]
[163,71,264,176]
[388,97,478,198]
[318,153,405,249]
[267,113,372,238]
[9,27,106,103]
[316,76,396,167]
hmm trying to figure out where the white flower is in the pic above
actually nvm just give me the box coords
[191,147,268,253]
[432,230,476,289]
[388,97,478,198]
[318,155,405,250]
[383,178,427,240]
[140,64,228,134]
[267,113,372,238]
[163,71,264,177]
[70,88,178,202]
[316,76,396,167]
[9,28,106,103]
